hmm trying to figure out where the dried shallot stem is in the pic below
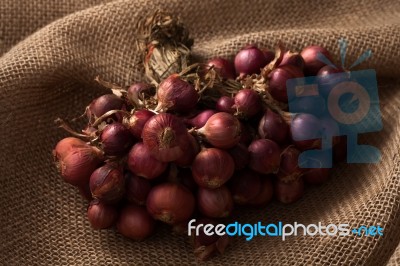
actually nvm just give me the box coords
[54,118,91,139]
[91,109,130,127]
[260,42,286,78]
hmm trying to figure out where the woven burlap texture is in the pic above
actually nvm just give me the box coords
[0,0,399,265]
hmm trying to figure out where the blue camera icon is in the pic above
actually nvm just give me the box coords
[286,69,382,168]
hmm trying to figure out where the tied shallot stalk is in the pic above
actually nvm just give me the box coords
[135,11,193,85]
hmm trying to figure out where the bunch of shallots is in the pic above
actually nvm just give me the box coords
[53,12,351,261]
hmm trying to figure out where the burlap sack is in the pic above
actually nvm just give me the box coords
[1,0,399,265]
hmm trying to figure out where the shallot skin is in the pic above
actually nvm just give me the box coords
[125,173,152,205]
[146,183,195,224]
[142,113,189,162]
[184,110,217,129]
[258,109,289,144]
[216,96,235,114]
[89,164,125,203]
[156,74,199,113]
[87,200,118,229]
[127,142,168,179]
[197,186,234,218]
[54,140,103,187]
[192,148,235,189]
[117,205,155,241]
[99,123,134,156]
[233,89,262,118]
[87,94,125,122]
[198,112,241,149]
[234,45,268,76]
[268,65,304,103]
[123,109,155,139]
[248,139,281,174]
[301,45,333,76]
